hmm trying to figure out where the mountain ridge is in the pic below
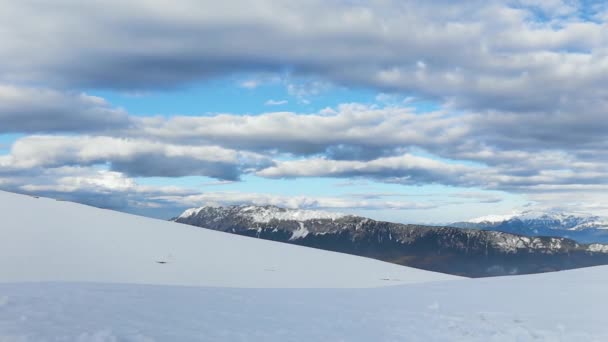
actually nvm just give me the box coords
[452,210,608,243]
[173,205,608,277]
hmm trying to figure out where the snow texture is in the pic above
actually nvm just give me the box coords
[1,266,608,341]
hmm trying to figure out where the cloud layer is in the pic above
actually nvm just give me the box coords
[2,1,607,114]
[1,0,607,218]
[0,85,131,133]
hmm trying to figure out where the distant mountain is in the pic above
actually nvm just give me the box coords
[173,205,608,277]
[451,211,608,244]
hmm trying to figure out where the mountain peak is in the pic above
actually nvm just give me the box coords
[178,204,349,223]
[467,210,605,225]
[467,213,518,224]
[454,210,608,243]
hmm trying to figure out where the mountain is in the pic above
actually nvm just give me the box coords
[173,205,608,277]
[3,190,608,340]
[451,211,608,244]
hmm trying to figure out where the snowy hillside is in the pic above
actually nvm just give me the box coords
[0,191,457,288]
[2,190,608,341]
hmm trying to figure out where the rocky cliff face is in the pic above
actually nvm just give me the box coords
[173,205,608,277]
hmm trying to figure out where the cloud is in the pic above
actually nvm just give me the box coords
[1,0,608,216]
[154,191,438,211]
[338,191,504,206]
[255,151,608,198]
[0,85,131,133]
[239,80,260,89]
[128,102,608,183]
[264,99,288,106]
[286,80,331,103]
[1,1,606,115]
[0,135,273,180]
[1,166,196,217]
[256,153,480,186]
[0,165,439,219]
[134,103,466,158]
[1,95,605,205]
[449,192,503,204]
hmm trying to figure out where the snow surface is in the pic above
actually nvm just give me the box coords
[3,190,608,341]
[2,266,608,341]
[0,191,456,288]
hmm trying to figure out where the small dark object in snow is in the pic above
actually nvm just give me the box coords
[156,261,167,264]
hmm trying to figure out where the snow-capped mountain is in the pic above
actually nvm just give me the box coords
[178,205,349,223]
[452,211,608,244]
[174,205,608,277]
[466,210,608,230]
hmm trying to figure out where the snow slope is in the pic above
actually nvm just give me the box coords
[1,266,608,341]
[0,190,457,288]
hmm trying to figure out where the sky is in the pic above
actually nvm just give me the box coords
[1,0,608,223]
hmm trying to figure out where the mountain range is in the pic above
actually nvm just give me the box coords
[173,205,608,277]
[451,211,608,244]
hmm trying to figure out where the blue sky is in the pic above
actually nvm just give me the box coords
[1,0,607,222]
[91,75,385,116]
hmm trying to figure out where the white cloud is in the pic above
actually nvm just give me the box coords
[0,135,272,180]
[286,80,331,103]
[154,191,438,211]
[264,99,288,106]
[0,84,131,133]
[239,80,260,89]
[1,164,441,216]
[256,153,480,185]
[20,169,136,193]
[133,103,465,157]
